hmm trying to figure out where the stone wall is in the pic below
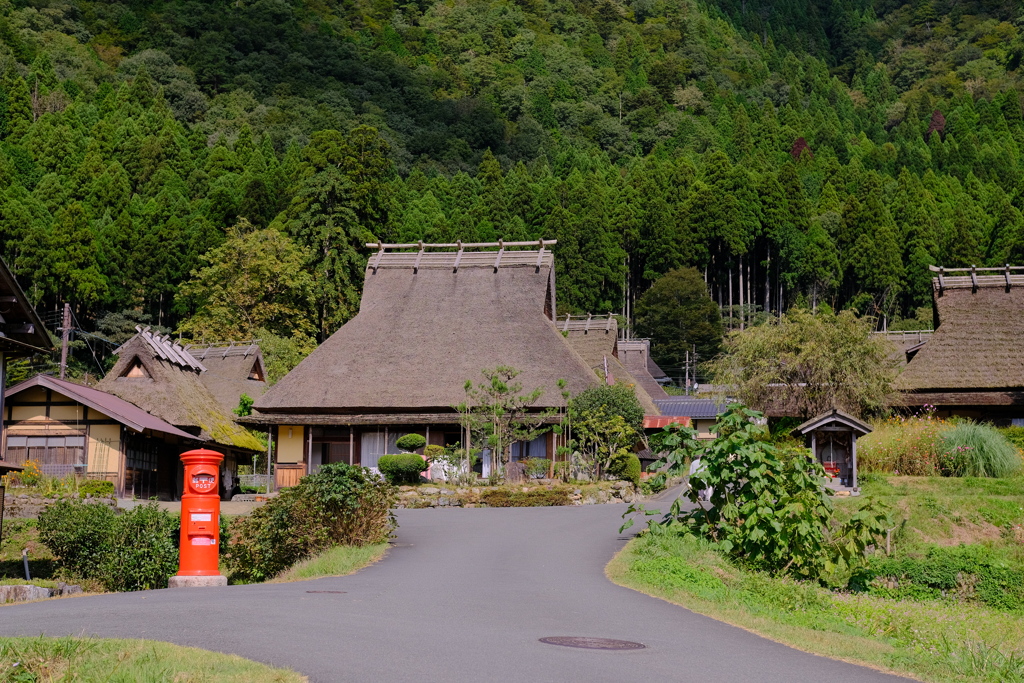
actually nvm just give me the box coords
[1,493,116,519]
[394,480,640,509]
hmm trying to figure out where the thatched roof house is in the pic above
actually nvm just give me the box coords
[97,328,264,456]
[244,241,654,485]
[897,266,1024,422]
[185,341,268,415]
[559,315,659,414]
[617,339,670,399]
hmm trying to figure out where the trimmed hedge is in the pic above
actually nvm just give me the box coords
[78,480,115,497]
[608,452,641,486]
[395,434,426,452]
[480,487,571,507]
[378,454,428,485]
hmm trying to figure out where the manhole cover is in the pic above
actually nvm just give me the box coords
[539,637,645,650]
[305,590,346,594]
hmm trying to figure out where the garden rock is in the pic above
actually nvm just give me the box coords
[0,585,53,603]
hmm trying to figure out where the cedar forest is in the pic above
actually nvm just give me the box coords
[0,0,1021,380]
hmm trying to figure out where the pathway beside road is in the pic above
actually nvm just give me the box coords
[0,502,908,682]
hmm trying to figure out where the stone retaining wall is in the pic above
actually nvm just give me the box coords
[394,480,640,508]
[0,582,82,604]
[1,493,116,519]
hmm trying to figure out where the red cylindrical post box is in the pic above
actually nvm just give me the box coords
[169,448,227,588]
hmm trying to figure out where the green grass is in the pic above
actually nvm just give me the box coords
[938,423,1023,478]
[835,475,1024,551]
[0,636,305,682]
[271,544,388,583]
[609,532,1024,683]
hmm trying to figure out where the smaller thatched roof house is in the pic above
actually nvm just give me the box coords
[2,375,200,499]
[897,266,1024,423]
[97,328,263,464]
[559,315,660,415]
[617,339,670,399]
[185,341,268,415]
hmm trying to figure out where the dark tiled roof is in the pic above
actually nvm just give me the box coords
[5,375,199,440]
[654,399,728,419]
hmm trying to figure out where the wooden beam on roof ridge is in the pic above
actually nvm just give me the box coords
[367,240,557,250]
[493,239,504,272]
[453,241,464,273]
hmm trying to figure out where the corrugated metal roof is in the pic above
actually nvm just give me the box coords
[5,375,202,440]
[654,399,729,419]
[643,415,692,429]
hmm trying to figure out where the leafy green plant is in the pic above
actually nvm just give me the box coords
[78,480,114,498]
[225,463,396,583]
[38,500,179,591]
[37,500,116,580]
[101,503,179,592]
[395,433,426,452]
[522,457,551,479]
[378,454,428,485]
[937,423,1021,478]
[623,404,891,579]
[607,452,641,486]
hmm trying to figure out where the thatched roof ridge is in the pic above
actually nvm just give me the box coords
[561,317,660,415]
[255,249,599,413]
[97,334,263,451]
[617,339,670,399]
[897,272,1024,392]
[184,341,268,415]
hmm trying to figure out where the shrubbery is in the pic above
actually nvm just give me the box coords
[608,452,641,486]
[395,434,426,452]
[225,463,396,583]
[625,405,891,580]
[37,500,179,591]
[480,487,570,507]
[865,545,1024,611]
[937,423,1021,478]
[859,412,1022,478]
[77,480,115,497]
[378,454,428,485]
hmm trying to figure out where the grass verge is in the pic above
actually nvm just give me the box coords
[270,543,388,583]
[608,531,1024,683]
[0,636,305,682]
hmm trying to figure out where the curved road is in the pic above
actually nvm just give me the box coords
[0,503,908,682]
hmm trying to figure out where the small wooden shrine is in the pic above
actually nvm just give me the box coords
[795,409,873,490]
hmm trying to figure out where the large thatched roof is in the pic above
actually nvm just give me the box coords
[898,268,1024,396]
[254,244,602,416]
[96,329,263,451]
[560,316,660,415]
[185,341,268,415]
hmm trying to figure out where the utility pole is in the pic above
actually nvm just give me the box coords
[59,303,70,380]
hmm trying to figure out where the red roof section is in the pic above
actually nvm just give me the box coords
[643,415,692,429]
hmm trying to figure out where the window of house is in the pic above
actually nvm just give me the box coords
[122,358,150,378]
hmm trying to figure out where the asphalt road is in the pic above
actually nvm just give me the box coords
[0,501,909,682]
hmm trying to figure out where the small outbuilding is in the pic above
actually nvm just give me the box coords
[795,408,872,491]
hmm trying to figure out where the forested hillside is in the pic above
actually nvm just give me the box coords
[0,0,1021,377]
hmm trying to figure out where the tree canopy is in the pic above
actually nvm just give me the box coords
[635,268,724,374]
[708,307,900,419]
